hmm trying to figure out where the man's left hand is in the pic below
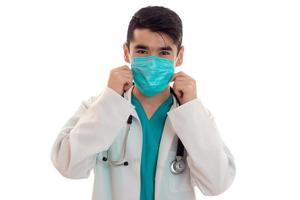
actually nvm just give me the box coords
[171,71,198,105]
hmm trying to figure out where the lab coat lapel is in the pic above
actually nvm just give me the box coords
[155,95,178,198]
[157,91,179,167]
[123,86,139,120]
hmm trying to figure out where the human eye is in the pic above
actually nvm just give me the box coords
[160,51,171,56]
[136,49,148,54]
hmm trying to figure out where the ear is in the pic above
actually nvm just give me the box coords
[123,42,130,63]
[175,46,184,67]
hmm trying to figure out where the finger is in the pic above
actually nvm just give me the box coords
[171,72,185,82]
[114,69,132,79]
[120,65,131,71]
[122,75,133,82]
[173,84,184,98]
[177,71,187,76]
[172,76,187,81]
[172,80,188,87]
[122,76,133,84]
[173,86,183,98]
[123,80,133,91]
[173,83,184,91]
[122,72,133,78]
[122,70,133,77]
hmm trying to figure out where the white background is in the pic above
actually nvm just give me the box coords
[0,0,299,199]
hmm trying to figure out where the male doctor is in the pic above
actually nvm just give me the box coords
[51,6,236,200]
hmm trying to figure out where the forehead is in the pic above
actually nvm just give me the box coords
[130,28,176,50]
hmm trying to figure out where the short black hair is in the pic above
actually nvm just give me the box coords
[126,6,183,53]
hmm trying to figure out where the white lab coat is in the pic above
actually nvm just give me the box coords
[50,85,236,200]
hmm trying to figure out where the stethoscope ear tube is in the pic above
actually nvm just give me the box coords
[170,86,185,159]
[170,86,186,174]
[102,115,133,167]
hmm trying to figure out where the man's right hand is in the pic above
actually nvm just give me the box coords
[107,65,133,96]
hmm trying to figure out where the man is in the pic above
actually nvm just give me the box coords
[51,6,236,200]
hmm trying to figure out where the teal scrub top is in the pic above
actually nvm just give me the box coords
[131,92,174,200]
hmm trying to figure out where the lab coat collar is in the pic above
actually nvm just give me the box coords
[123,85,138,120]
[123,85,180,116]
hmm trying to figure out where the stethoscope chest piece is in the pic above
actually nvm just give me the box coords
[170,156,186,175]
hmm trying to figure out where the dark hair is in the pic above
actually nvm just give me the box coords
[126,6,183,53]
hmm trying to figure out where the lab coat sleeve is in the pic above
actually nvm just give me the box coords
[167,98,236,196]
[50,86,135,179]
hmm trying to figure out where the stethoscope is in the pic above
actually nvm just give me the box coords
[102,84,186,175]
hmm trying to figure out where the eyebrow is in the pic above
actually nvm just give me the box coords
[159,46,173,51]
[134,44,149,50]
[133,44,173,51]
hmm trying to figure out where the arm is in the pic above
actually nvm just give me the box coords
[167,98,236,195]
[50,87,135,179]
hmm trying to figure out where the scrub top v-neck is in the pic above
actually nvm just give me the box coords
[131,91,174,200]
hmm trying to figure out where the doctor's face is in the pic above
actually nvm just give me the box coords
[123,28,184,67]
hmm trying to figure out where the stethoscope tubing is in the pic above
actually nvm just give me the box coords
[102,83,186,174]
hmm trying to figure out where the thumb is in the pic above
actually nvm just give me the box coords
[170,73,178,82]
[123,81,133,92]
[173,85,182,98]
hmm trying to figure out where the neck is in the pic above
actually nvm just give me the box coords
[132,85,171,106]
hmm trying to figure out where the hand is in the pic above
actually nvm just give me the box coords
[107,65,133,96]
[171,71,197,104]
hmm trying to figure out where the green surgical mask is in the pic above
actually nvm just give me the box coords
[131,55,175,96]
